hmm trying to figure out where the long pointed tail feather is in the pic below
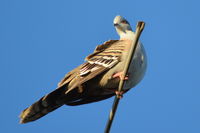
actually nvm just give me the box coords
[19,86,66,124]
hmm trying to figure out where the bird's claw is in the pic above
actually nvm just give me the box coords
[112,71,129,80]
[115,91,124,99]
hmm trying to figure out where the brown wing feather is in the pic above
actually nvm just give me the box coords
[58,65,81,87]
[85,40,118,61]
[58,40,118,88]
[58,40,121,94]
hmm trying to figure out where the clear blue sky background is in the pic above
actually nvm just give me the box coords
[1,0,200,133]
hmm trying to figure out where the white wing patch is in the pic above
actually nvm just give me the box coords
[80,56,119,76]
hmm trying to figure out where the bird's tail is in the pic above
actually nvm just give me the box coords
[19,86,66,124]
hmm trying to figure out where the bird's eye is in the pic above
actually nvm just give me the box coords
[121,20,128,24]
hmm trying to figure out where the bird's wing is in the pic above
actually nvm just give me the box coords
[57,40,126,93]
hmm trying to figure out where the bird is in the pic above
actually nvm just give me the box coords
[19,15,147,124]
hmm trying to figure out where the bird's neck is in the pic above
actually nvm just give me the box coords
[119,30,135,40]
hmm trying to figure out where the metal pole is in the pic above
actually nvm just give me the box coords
[104,21,145,133]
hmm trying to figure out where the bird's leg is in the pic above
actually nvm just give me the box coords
[112,71,129,80]
[112,71,129,99]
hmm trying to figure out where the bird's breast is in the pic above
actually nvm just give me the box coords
[99,42,147,91]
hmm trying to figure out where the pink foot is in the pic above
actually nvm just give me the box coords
[112,71,129,80]
[115,91,124,99]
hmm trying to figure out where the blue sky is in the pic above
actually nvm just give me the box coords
[1,0,200,133]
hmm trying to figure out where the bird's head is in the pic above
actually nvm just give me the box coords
[113,16,134,39]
